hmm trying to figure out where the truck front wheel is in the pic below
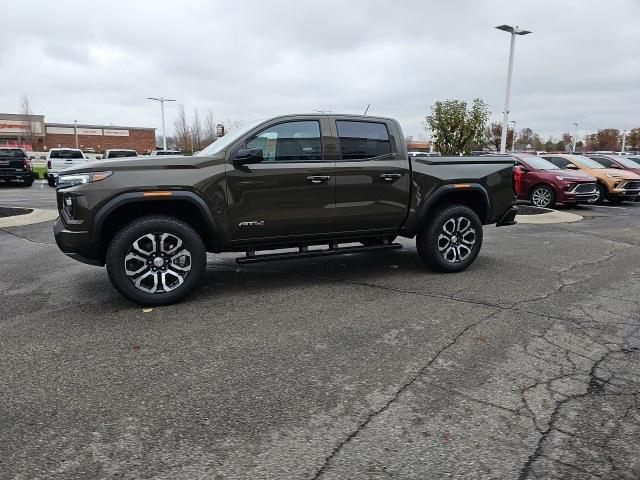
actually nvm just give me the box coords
[417,205,483,273]
[106,215,207,306]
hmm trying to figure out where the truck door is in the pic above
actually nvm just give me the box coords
[333,118,410,233]
[226,118,335,241]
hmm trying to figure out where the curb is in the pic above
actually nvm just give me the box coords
[0,208,58,228]
[516,210,583,224]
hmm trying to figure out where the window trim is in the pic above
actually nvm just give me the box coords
[241,119,325,164]
[334,120,394,162]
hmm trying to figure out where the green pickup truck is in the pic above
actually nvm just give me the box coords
[53,114,518,305]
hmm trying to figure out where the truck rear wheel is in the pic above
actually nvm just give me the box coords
[106,215,207,306]
[417,204,483,273]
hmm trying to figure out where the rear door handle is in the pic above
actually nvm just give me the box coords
[307,175,331,184]
[380,173,402,181]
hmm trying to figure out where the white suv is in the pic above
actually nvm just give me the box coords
[46,148,90,187]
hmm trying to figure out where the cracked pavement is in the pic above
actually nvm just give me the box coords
[1,186,640,479]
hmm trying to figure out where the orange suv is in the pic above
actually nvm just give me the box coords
[542,154,640,204]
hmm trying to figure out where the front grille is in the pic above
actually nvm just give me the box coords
[622,181,640,190]
[573,183,596,193]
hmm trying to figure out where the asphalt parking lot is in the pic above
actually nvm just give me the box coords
[1,182,640,479]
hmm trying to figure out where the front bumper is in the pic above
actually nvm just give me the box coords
[53,217,103,266]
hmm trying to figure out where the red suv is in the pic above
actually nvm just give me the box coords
[514,154,598,208]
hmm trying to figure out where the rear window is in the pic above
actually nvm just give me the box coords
[0,149,26,158]
[517,155,560,170]
[108,150,137,158]
[50,150,84,159]
[336,120,391,160]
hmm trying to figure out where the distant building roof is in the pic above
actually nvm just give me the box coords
[45,122,155,131]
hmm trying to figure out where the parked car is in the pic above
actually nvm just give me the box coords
[150,150,182,156]
[0,148,33,187]
[584,154,640,176]
[541,154,640,204]
[46,148,90,187]
[514,154,597,207]
[103,149,138,160]
[53,114,518,305]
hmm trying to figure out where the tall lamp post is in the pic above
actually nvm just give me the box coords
[510,120,517,152]
[495,25,531,153]
[572,122,579,152]
[621,129,627,153]
[147,97,176,150]
[74,120,79,149]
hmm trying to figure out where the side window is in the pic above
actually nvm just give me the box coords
[591,156,612,167]
[336,120,391,160]
[545,156,568,168]
[246,121,322,162]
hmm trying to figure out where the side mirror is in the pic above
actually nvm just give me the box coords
[233,148,263,165]
[566,163,578,169]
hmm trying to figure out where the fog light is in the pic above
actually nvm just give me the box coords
[64,197,73,207]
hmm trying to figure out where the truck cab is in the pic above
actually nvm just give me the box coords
[46,148,89,187]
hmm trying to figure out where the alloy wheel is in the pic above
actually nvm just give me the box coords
[124,233,192,293]
[531,187,552,207]
[437,216,476,263]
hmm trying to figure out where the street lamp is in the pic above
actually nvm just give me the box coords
[495,25,532,154]
[510,120,517,152]
[147,97,176,150]
[572,122,579,152]
[74,120,78,149]
[621,129,627,153]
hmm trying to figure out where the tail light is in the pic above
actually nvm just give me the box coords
[23,158,31,171]
[513,165,523,195]
[47,160,52,169]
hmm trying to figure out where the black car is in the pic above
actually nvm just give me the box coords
[0,148,33,187]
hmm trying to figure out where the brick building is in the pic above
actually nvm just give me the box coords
[0,112,156,154]
[44,123,156,154]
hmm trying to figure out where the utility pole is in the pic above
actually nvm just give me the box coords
[510,120,517,152]
[621,129,627,153]
[74,120,78,149]
[495,25,532,153]
[147,97,176,150]
[572,122,579,152]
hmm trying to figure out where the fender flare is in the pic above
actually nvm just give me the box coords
[90,190,221,248]
[414,183,491,232]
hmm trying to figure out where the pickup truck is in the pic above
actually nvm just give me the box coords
[53,114,518,305]
[46,148,90,186]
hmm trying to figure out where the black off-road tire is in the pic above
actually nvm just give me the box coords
[106,215,207,306]
[417,204,483,273]
[47,176,56,187]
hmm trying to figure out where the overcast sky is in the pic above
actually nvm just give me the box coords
[2,0,638,140]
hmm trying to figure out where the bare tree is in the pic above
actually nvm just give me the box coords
[203,110,217,145]
[19,94,35,149]
[173,104,191,153]
[191,109,202,152]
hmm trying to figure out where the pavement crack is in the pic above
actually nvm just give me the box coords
[309,310,497,479]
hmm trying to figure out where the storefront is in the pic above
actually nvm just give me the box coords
[0,113,46,151]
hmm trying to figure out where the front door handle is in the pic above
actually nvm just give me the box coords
[380,173,402,181]
[307,175,331,184]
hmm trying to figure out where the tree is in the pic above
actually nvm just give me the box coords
[517,127,534,147]
[424,98,489,155]
[486,122,514,151]
[173,104,191,153]
[625,128,640,151]
[19,94,35,150]
[191,109,202,152]
[585,129,620,151]
[203,110,217,145]
[561,133,573,151]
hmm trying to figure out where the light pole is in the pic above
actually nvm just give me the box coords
[510,120,517,152]
[572,122,579,152]
[74,120,78,149]
[147,97,176,150]
[495,25,531,153]
[621,130,627,153]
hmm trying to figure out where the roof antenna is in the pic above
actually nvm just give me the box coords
[363,104,370,116]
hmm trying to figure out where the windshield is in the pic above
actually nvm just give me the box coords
[50,150,84,159]
[617,157,640,168]
[517,155,559,170]
[572,155,606,169]
[196,120,265,157]
[0,149,26,158]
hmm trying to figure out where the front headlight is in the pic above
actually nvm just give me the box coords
[57,171,112,188]
[555,176,581,181]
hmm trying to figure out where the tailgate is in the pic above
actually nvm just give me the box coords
[0,150,26,171]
